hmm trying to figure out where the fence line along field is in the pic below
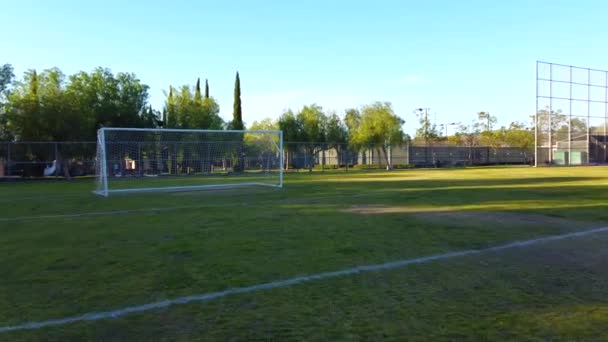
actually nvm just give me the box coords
[2,166,608,340]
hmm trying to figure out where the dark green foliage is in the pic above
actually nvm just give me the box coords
[231,72,244,130]
[194,78,202,103]
[162,82,222,130]
[0,63,15,141]
[5,67,156,142]
[0,63,14,95]
[414,108,440,141]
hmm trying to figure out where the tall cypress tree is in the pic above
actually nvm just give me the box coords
[194,78,202,103]
[204,79,209,99]
[29,69,38,97]
[231,72,244,171]
[232,71,244,130]
[165,86,177,128]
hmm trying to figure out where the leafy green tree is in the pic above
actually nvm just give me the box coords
[196,97,223,129]
[245,118,280,162]
[298,104,327,171]
[503,122,534,149]
[325,112,349,165]
[6,68,92,176]
[67,67,154,133]
[141,105,161,128]
[0,64,13,97]
[278,109,302,142]
[163,87,177,128]
[278,106,329,170]
[450,121,481,146]
[249,118,278,131]
[176,85,194,128]
[555,117,587,142]
[325,112,348,144]
[277,109,301,170]
[63,67,154,175]
[344,108,361,137]
[7,68,87,141]
[402,133,412,144]
[342,108,362,165]
[534,107,566,147]
[0,63,15,141]
[451,113,503,147]
[298,104,326,142]
[163,83,222,129]
[161,81,222,173]
[350,102,404,167]
[4,66,155,175]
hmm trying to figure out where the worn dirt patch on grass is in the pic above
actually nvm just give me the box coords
[344,205,597,229]
[170,187,272,197]
[344,205,452,215]
[414,211,596,230]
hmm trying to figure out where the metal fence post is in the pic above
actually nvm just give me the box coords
[486,146,490,164]
[322,143,325,172]
[54,142,59,177]
[7,142,11,176]
[138,142,142,176]
[345,147,349,172]
[174,143,178,175]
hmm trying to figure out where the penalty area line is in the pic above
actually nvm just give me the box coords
[2,226,608,333]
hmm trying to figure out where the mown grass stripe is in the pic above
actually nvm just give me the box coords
[2,225,608,333]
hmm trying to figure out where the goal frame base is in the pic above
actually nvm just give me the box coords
[93,182,282,197]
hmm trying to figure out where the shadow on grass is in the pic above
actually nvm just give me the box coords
[283,177,608,223]
[303,176,601,188]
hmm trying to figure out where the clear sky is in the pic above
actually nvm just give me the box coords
[2,0,607,134]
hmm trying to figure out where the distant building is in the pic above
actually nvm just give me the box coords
[552,134,608,165]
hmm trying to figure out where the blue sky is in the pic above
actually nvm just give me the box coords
[2,0,607,134]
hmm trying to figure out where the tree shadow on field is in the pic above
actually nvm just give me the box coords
[308,176,601,189]
[290,176,608,224]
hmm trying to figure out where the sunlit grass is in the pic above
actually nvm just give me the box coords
[1,166,608,339]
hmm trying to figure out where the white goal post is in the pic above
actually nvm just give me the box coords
[94,128,283,196]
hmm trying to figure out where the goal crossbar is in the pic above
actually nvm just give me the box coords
[97,127,282,134]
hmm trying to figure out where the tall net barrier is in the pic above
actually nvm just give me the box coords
[536,61,608,166]
[94,128,283,196]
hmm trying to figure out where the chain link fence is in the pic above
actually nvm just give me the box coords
[0,141,532,178]
[0,142,96,178]
[284,142,532,171]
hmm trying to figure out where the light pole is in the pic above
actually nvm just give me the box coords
[440,122,458,139]
[413,108,430,141]
[478,112,491,131]
[385,116,406,170]
[414,108,430,166]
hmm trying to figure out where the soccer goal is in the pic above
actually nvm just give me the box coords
[94,128,283,196]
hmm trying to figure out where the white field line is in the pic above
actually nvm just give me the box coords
[1,226,608,333]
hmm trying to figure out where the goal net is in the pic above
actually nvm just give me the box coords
[94,128,283,196]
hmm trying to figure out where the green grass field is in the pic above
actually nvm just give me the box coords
[2,166,608,340]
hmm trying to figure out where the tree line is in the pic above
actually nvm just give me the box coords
[0,62,536,153]
[0,63,244,142]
